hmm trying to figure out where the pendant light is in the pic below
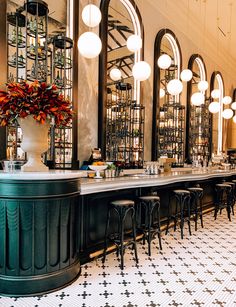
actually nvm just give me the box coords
[82,4,102,27]
[191,92,204,106]
[208,101,220,113]
[222,108,233,119]
[231,101,236,110]
[126,34,142,52]
[109,68,122,81]
[211,89,220,99]
[159,88,165,98]
[157,54,172,69]
[198,80,208,91]
[132,61,151,81]
[180,69,193,82]
[222,96,232,105]
[167,79,183,95]
[77,32,102,59]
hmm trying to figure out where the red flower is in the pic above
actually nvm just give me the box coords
[0,80,73,127]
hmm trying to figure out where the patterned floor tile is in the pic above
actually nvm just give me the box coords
[0,212,236,307]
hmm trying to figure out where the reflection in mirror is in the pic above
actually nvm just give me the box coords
[152,29,185,167]
[6,0,75,169]
[99,0,144,168]
[186,54,211,164]
[210,71,224,156]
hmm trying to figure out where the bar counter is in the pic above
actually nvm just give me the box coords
[0,168,235,296]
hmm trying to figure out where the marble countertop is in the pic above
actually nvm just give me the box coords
[79,169,236,195]
[0,170,86,180]
[0,169,235,195]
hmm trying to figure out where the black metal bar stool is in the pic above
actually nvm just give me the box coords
[137,195,162,256]
[187,187,204,231]
[215,183,232,221]
[103,200,138,270]
[166,189,191,239]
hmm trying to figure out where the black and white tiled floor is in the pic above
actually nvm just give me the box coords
[1,212,236,307]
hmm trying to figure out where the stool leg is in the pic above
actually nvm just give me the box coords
[147,202,152,256]
[194,194,198,231]
[103,208,111,264]
[178,195,184,239]
[165,198,171,235]
[199,197,204,228]
[186,195,191,236]
[157,205,162,250]
[226,189,232,222]
[174,198,178,232]
[131,208,139,264]
[120,214,125,270]
[214,189,220,220]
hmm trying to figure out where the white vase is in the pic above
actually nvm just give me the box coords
[18,115,50,172]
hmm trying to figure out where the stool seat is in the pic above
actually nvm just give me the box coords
[188,187,203,192]
[216,183,231,188]
[103,199,138,270]
[111,200,135,206]
[138,195,161,256]
[139,195,160,201]
[173,189,190,194]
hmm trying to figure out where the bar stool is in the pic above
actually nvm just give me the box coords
[103,200,138,270]
[166,189,191,239]
[137,195,162,256]
[215,183,232,221]
[223,181,235,213]
[187,187,204,231]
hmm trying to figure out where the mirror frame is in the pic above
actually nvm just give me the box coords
[152,28,182,161]
[98,0,144,158]
[185,53,211,162]
[210,71,224,155]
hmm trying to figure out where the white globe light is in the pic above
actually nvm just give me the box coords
[198,80,208,91]
[109,68,122,81]
[132,61,151,81]
[222,108,234,119]
[159,88,165,98]
[167,79,183,95]
[180,69,193,82]
[126,34,142,52]
[211,89,220,99]
[222,95,232,105]
[231,101,236,110]
[191,92,205,106]
[77,32,102,59]
[157,54,172,69]
[82,4,102,27]
[208,101,220,113]
[233,115,236,123]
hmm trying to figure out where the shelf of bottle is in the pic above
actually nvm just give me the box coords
[54,61,73,70]
[26,28,47,39]
[8,59,26,69]
[8,40,26,48]
[26,74,46,83]
[54,80,72,90]
[27,50,47,61]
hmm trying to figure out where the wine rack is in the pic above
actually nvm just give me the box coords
[6,0,74,169]
[157,64,185,166]
[106,82,144,168]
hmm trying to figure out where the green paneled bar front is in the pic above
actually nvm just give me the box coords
[0,172,81,296]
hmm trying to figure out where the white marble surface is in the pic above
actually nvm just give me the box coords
[0,170,87,180]
[80,169,236,195]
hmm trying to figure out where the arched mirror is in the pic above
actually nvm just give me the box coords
[152,29,184,166]
[185,54,211,163]
[98,0,144,168]
[210,71,224,156]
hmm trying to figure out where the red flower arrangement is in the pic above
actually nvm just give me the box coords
[0,80,73,127]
